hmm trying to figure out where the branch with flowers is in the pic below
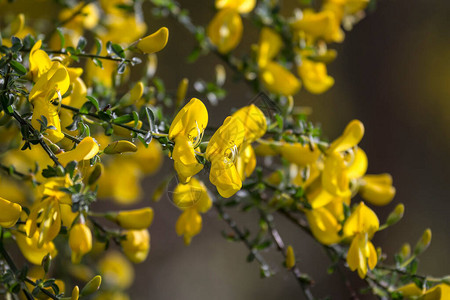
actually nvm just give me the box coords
[0,0,448,299]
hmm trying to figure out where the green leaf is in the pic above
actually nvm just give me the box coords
[77,36,87,51]
[93,58,103,68]
[86,96,99,111]
[111,43,125,58]
[94,38,102,55]
[10,60,27,75]
[144,106,155,133]
[112,114,134,124]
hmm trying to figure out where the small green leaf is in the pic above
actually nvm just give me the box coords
[77,36,87,51]
[94,38,102,55]
[10,60,27,75]
[86,96,99,111]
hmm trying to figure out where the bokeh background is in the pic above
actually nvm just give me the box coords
[2,0,450,299]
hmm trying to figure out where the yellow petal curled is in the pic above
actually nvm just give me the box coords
[216,0,256,14]
[328,120,364,153]
[116,207,154,230]
[57,136,99,166]
[69,223,92,264]
[343,202,379,238]
[306,207,342,245]
[176,208,202,245]
[0,196,22,227]
[231,104,267,142]
[173,178,212,212]
[260,61,301,96]
[280,142,321,167]
[207,8,243,54]
[257,27,283,68]
[136,27,169,54]
[121,229,150,263]
[298,59,334,94]
[359,174,396,206]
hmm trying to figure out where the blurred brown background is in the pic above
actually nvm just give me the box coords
[142,1,450,299]
[1,0,449,299]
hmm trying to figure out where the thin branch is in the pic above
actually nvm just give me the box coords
[260,211,314,300]
[213,202,272,276]
[60,103,168,138]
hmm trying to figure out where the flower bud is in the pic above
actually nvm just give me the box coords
[103,140,138,154]
[176,78,189,108]
[41,253,52,274]
[135,27,169,54]
[400,243,411,260]
[121,229,150,263]
[80,275,101,297]
[414,228,432,256]
[112,120,143,137]
[116,207,154,230]
[69,223,93,264]
[71,286,79,300]
[285,245,296,269]
[385,203,404,226]
[119,81,144,107]
[0,196,22,228]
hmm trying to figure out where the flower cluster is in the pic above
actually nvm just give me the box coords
[0,0,447,299]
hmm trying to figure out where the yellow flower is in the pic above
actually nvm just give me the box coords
[28,40,52,82]
[173,178,212,244]
[322,120,365,197]
[59,2,99,31]
[328,119,364,154]
[69,223,93,264]
[305,206,342,245]
[359,174,396,206]
[290,9,344,43]
[97,160,142,204]
[121,229,150,263]
[257,27,283,68]
[343,202,379,238]
[14,229,58,265]
[298,58,334,94]
[280,142,321,167]
[135,27,169,54]
[26,198,62,247]
[207,8,243,54]
[231,105,266,180]
[38,175,73,205]
[235,144,257,180]
[397,282,450,300]
[173,178,212,211]
[0,196,22,227]
[57,136,99,167]
[206,116,245,198]
[216,0,256,14]
[260,61,302,96]
[98,251,134,290]
[116,207,154,230]
[29,62,71,143]
[346,231,377,278]
[231,104,267,143]
[176,207,202,245]
[343,202,379,278]
[169,98,208,183]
